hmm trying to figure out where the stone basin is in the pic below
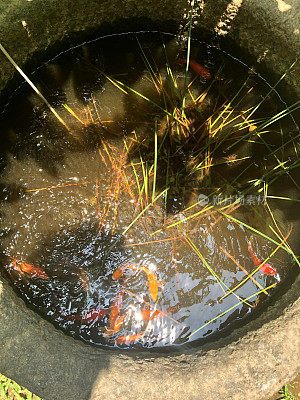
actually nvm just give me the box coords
[0,1,299,399]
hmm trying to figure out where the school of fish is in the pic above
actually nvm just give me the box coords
[6,236,278,345]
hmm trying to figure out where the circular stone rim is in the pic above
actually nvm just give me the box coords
[0,1,299,400]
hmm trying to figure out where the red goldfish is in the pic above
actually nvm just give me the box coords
[248,241,277,276]
[115,332,145,344]
[112,263,137,280]
[108,287,124,326]
[175,58,211,79]
[9,258,49,279]
[104,313,127,337]
[61,308,109,323]
[138,308,175,321]
[138,266,159,301]
[106,287,126,337]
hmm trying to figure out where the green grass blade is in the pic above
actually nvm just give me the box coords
[152,121,158,202]
[181,0,194,112]
[103,188,168,262]
[219,211,299,266]
[188,282,277,338]
[0,43,71,133]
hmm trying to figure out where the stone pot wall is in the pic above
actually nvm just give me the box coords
[0,1,299,399]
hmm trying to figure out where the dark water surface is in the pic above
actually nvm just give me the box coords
[0,32,298,348]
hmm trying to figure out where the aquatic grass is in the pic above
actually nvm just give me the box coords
[125,229,195,247]
[186,75,298,185]
[107,31,298,222]
[163,42,182,102]
[137,38,166,98]
[227,99,300,152]
[187,80,256,174]
[164,147,170,207]
[266,195,300,203]
[183,234,253,307]
[151,195,238,237]
[219,245,268,295]
[102,72,185,126]
[187,282,277,339]
[252,202,294,257]
[26,180,95,193]
[249,119,300,192]
[181,0,194,113]
[218,211,298,266]
[104,73,128,95]
[98,147,109,168]
[152,121,158,203]
[99,30,297,223]
[244,60,298,125]
[100,137,115,167]
[140,155,149,203]
[257,158,300,191]
[63,104,86,125]
[0,42,71,133]
[204,203,241,235]
[10,27,299,348]
[123,138,143,208]
[171,240,180,291]
[209,171,296,264]
[219,230,292,301]
[151,203,214,235]
[102,188,168,265]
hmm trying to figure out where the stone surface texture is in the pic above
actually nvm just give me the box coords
[0,1,299,400]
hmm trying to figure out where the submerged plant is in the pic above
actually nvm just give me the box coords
[0,0,299,347]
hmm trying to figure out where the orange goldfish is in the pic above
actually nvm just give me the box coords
[112,263,137,280]
[108,287,124,325]
[248,240,277,276]
[175,58,211,79]
[138,266,158,301]
[115,332,145,344]
[139,308,175,321]
[61,308,109,323]
[104,313,127,337]
[9,258,49,279]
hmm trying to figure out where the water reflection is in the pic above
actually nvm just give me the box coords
[0,32,297,348]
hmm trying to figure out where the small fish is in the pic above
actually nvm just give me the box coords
[115,332,145,344]
[139,308,175,321]
[9,258,49,279]
[61,308,109,323]
[112,263,137,280]
[248,241,277,276]
[175,58,211,79]
[104,313,127,337]
[139,309,161,321]
[138,266,159,301]
[78,268,90,291]
[108,287,124,326]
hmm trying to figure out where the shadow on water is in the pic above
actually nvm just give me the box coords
[0,29,298,212]
[0,222,130,344]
